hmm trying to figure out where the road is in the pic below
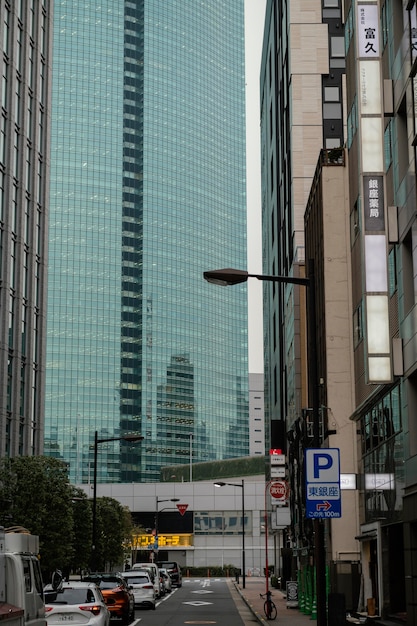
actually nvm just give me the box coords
[129,578,255,626]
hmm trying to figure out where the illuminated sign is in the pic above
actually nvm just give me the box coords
[131,534,193,548]
[365,473,394,490]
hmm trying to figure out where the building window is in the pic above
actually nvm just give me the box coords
[353,301,363,348]
[330,37,345,57]
[194,511,252,535]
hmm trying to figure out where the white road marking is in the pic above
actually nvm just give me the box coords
[183,601,213,607]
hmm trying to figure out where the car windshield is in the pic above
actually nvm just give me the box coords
[99,580,122,589]
[124,576,149,585]
[162,563,176,569]
[47,588,96,605]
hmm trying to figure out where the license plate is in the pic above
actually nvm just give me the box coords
[58,616,74,621]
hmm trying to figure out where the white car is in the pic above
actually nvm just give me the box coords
[131,562,161,597]
[45,582,110,626]
[159,569,172,593]
[120,571,156,610]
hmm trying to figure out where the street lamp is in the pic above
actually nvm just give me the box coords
[205,264,326,626]
[92,431,143,571]
[153,497,180,559]
[214,480,245,589]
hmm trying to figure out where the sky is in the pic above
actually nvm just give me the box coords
[245,0,267,373]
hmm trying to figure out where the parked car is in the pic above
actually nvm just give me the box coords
[156,561,182,587]
[83,573,134,624]
[159,568,172,593]
[131,562,161,597]
[44,581,110,626]
[120,570,156,610]
[158,571,166,597]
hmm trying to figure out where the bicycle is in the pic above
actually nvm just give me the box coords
[260,590,277,620]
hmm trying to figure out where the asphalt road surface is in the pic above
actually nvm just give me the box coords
[131,577,256,626]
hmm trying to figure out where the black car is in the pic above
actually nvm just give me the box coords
[156,561,182,587]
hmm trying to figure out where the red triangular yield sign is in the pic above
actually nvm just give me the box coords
[176,503,188,516]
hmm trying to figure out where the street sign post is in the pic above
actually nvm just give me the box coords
[305,448,341,519]
[269,480,288,502]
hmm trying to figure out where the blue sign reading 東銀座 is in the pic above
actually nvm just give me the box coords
[305,448,341,519]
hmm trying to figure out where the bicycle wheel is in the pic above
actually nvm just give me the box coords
[264,600,276,620]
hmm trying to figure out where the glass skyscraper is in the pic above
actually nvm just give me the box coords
[45,0,249,483]
[0,0,52,457]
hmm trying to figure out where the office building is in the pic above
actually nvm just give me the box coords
[0,0,52,456]
[44,1,249,484]
[343,0,408,620]
[260,0,361,618]
[262,0,414,621]
[78,475,275,576]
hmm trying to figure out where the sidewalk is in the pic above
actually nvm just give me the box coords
[234,577,315,625]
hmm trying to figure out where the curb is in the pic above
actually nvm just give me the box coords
[233,581,269,625]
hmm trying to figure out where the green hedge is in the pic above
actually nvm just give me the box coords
[161,455,266,482]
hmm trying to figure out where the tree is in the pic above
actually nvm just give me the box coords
[125,523,146,569]
[95,497,133,571]
[0,456,74,579]
[69,487,92,575]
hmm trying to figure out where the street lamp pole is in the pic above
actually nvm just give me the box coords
[153,497,180,560]
[205,264,326,626]
[92,431,143,571]
[214,480,245,589]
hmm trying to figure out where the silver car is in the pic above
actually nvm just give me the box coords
[45,582,110,626]
[120,571,156,610]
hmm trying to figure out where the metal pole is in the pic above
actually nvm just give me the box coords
[242,479,246,589]
[92,430,98,571]
[153,498,158,562]
[265,482,269,594]
[307,259,327,626]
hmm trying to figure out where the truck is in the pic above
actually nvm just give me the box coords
[0,527,46,626]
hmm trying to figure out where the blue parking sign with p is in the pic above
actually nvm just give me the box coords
[305,448,341,519]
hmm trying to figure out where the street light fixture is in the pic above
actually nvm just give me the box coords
[214,480,245,589]
[92,431,143,571]
[205,264,326,626]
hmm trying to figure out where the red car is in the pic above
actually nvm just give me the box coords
[83,574,134,624]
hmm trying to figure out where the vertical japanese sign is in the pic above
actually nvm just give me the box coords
[356,3,392,383]
[364,176,384,231]
[357,4,379,57]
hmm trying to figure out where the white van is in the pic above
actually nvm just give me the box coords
[131,563,161,597]
[1,527,45,626]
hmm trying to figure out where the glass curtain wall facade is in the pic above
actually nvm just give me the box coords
[45,0,249,483]
[0,0,52,457]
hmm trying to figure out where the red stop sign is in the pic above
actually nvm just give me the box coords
[269,481,288,501]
